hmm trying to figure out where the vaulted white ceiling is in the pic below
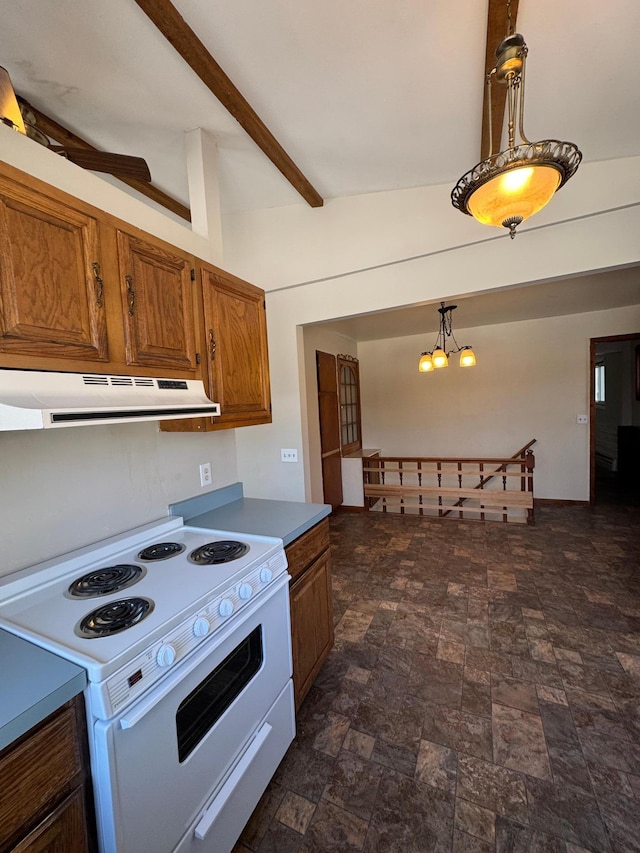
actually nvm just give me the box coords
[2,0,640,216]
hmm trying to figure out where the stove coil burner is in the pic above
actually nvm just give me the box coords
[67,565,146,598]
[137,542,186,562]
[189,540,249,565]
[76,597,154,638]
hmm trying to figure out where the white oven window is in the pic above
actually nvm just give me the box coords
[176,625,264,762]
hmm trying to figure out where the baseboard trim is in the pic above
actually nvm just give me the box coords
[534,498,589,507]
[336,505,366,512]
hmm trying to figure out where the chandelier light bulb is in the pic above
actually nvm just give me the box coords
[459,347,476,367]
[432,348,448,368]
[418,352,434,372]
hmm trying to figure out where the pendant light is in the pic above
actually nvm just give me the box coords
[418,303,476,372]
[451,1,582,238]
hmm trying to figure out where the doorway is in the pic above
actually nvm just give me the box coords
[590,333,640,505]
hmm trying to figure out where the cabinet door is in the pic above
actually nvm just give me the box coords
[202,267,271,429]
[0,176,108,366]
[289,549,334,709]
[13,789,90,853]
[117,230,198,375]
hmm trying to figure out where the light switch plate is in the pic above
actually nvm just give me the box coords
[577,414,588,424]
[281,449,298,462]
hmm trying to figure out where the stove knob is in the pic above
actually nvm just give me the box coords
[260,567,273,584]
[157,644,177,667]
[219,599,234,618]
[193,617,210,638]
[239,583,253,600]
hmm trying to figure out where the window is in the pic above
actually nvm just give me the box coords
[594,363,605,404]
[337,355,362,455]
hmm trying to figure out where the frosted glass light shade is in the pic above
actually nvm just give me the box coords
[432,348,448,368]
[459,347,476,367]
[467,164,561,227]
[419,352,434,372]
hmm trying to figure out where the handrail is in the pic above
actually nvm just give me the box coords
[362,440,537,524]
[441,438,536,518]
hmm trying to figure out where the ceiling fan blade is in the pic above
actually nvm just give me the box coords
[49,146,152,181]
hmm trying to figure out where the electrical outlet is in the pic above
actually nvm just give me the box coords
[199,462,212,487]
[577,414,588,424]
[281,448,298,463]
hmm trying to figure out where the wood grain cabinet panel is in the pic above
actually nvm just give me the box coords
[286,518,334,710]
[202,266,271,429]
[12,789,89,853]
[0,174,108,366]
[161,264,272,432]
[116,230,198,374]
[0,695,95,852]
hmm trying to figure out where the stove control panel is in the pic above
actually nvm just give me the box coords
[90,549,288,719]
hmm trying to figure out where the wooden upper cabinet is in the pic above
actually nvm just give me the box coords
[0,171,108,367]
[116,230,199,375]
[201,265,271,429]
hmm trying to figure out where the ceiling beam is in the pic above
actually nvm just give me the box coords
[481,0,520,160]
[133,0,324,208]
[21,101,191,222]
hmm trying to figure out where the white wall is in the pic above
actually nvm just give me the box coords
[358,306,640,501]
[0,425,237,575]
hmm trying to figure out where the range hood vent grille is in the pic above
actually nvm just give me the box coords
[0,369,220,430]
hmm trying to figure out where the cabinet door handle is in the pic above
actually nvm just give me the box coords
[209,328,217,360]
[125,275,135,316]
[91,262,104,308]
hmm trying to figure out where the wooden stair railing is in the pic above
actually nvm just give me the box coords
[441,438,536,519]
[362,441,537,524]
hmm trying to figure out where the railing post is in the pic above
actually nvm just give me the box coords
[526,450,535,525]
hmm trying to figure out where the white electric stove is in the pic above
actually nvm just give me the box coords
[0,517,296,853]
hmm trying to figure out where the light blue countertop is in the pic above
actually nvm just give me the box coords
[0,629,86,752]
[172,484,331,547]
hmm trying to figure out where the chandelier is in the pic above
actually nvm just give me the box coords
[418,302,476,372]
[451,1,582,238]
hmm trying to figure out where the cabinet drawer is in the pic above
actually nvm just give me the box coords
[0,702,83,848]
[285,518,330,583]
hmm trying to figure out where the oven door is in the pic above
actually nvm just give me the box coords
[91,574,294,853]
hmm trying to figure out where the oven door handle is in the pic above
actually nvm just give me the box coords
[194,721,273,841]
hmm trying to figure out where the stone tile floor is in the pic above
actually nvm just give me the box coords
[234,502,640,852]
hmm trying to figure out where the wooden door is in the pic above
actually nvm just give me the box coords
[0,175,108,367]
[116,230,198,375]
[201,266,271,429]
[316,350,343,509]
[289,549,334,708]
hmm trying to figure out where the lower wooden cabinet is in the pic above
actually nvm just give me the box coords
[286,518,334,709]
[0,695,95,853]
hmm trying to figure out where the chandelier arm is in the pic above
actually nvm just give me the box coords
[506,74,517,149]
[486,71,494,157]
[518,48,531,144]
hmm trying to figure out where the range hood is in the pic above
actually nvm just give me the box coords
[0,369,220,430]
